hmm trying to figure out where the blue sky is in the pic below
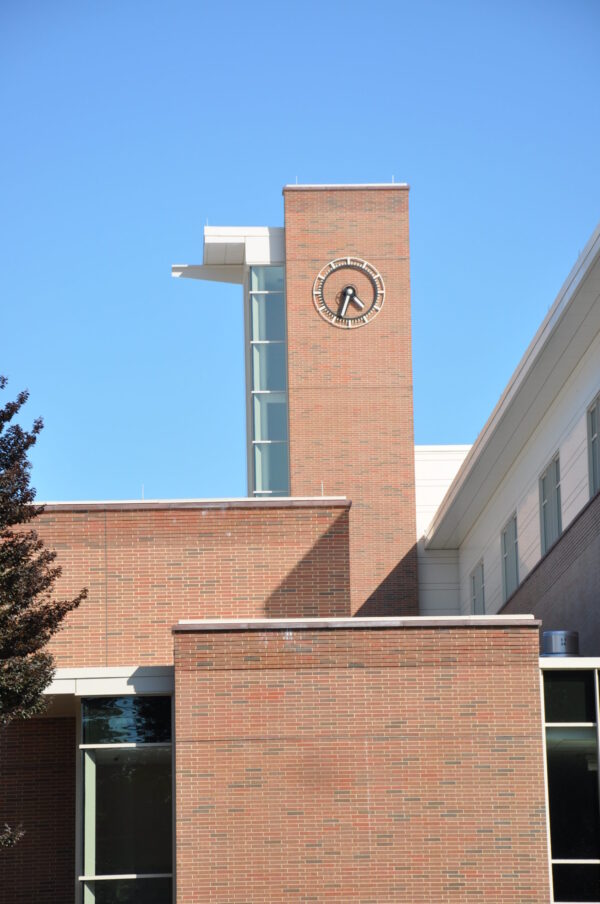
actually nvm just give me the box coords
[1,0,599,500]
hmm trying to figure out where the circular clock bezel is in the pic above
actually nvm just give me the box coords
[312,257,385,329]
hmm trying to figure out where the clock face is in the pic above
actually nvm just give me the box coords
[312,257,385,329]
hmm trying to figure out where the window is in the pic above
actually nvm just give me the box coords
[501,514,519,602]
[540,455,562,555]
[543,669,600,901]
[470,560,485,614]
[247,266,289,496]
[589,394,600,499]
[80,696,172,904]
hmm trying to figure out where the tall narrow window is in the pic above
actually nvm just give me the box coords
[247,266,289,496]
[589,394,600,499]
[80,696,173,904]
[543,669,600,902]
[501,513,519,602]
[540,455,562,555]
[470,560,485,614]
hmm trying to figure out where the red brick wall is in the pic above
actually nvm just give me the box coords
[284,186,417,615]
[0,717,76,904]
[36,501,350,667]
[174,622,550,903]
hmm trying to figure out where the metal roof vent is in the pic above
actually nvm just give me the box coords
[541,630,579,657]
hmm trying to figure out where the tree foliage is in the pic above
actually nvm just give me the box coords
[0,377,86,727]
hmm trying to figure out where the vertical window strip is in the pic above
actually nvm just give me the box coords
[248,267,289,497]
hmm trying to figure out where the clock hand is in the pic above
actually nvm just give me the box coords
[339,286,366,317]
[339,287,354,318]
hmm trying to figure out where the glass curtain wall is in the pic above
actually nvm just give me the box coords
[80,696,173,904]
[248,266,289,496]
[543,669,600,902]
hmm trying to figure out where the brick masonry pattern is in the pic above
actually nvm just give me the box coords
[0,718,76,904]
[34,504,351,667]
[174,624,550,903]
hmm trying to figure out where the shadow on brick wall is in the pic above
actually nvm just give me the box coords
[264,509,351,617]
[354,542,419,617]
[0,717,76,904]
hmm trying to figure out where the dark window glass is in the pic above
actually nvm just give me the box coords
[82,696,171,744]
[93,747,172,875]
[546,727,600,859]
[85,877,172,904]
[553,864,600,902]
[544,671,595,723]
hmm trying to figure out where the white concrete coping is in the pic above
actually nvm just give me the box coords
[38,496,349,513]
[45,666,174,696]
[283,183,409,191]
[173,614,540,633]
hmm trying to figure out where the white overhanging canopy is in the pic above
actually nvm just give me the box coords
[172,226,285,285]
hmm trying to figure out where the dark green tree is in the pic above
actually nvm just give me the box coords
[0,377,86,846]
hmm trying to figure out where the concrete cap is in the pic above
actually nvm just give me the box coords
[173,614,540,633]
[40,496,350,513]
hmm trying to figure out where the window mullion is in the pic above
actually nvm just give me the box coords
[83,751,96,880]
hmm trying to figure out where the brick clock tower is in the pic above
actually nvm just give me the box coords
[284,185,417,614]
[174,183,418,615]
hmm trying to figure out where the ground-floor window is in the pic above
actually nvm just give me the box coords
[543,668,600,902]
[80,696,172,904]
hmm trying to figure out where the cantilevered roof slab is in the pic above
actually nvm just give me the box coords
[172,226,284,284]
